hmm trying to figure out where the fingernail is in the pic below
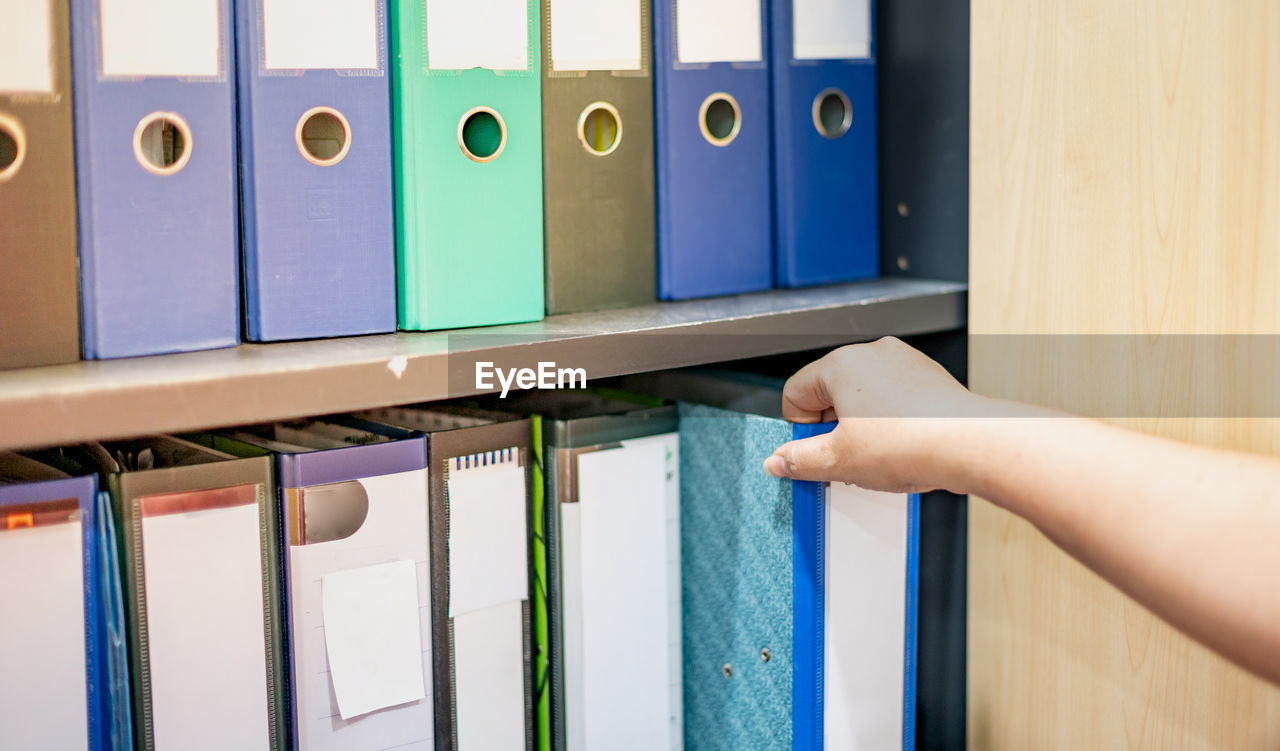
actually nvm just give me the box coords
[763,455,791,478]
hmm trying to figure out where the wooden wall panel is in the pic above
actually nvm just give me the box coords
[970,0,1280,747]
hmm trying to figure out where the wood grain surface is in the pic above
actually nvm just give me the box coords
[969,0,1280,747]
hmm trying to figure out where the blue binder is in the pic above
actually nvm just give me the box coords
[792,422,917,751]
[654,0,773,300]
[678,404,917,751]
[236,0,396,341]
[70,0,239,358]
[771,0,879,287]
[0,460,131,751]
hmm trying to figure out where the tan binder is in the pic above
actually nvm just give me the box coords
[542,0,656,314]
[0,1,81,368]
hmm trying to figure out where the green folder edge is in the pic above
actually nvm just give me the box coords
[531,414,551,750]
[389,0,546,330]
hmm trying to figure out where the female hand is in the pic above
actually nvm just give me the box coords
[763,336,987,494]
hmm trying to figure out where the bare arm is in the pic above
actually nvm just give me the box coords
[765,337,1280,685]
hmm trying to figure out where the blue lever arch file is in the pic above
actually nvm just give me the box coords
[771,0,879,287]
[654,0,773,299]
[0,458,131,751]
[677,405,917,751]
[792,422,917,751]
[236,0,397,341]
[70,0,240,358]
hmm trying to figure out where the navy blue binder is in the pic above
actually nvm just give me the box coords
[771,0,879,287]
[793,422,917,751]
[236,0,396,341]
[654,0,773,299]
[70,0,240,358]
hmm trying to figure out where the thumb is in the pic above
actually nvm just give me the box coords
[762,433,839,482]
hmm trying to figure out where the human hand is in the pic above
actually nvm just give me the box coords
[763,337,986,493]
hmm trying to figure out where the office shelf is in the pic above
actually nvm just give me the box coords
[0,277,966,450]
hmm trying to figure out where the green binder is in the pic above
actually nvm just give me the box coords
[390,0,546,330]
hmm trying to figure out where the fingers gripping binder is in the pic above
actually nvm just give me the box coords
[70,0,241,358]
[676,403,918,751]
[771,0,879,287]
[236,0,397,341]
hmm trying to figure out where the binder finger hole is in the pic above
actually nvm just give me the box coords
[296,107,352,167]
[133,112,192,176]
[813,88,852,139]
[0,114,28,182]
[699,93,741,147]
[458,107,507,163]
[577,102,622,156]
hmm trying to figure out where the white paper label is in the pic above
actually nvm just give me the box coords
[263,0,378,70]
[425,0,528,72]
[446,456,529,617]
[794,0,870,60]
[100,0,221,77]
[322,559,427,720]
[576,438,676,750]
[551,0,641,72]
[824,483,909,751]
[0,519,87,750]
[142,500,270,751]
[0,0,55,94]
[453,601,527,749]
[675,0,761,65]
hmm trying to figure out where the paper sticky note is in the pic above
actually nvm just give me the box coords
[322,559,426,720]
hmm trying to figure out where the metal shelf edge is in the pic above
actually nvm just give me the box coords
[0,278,967,449]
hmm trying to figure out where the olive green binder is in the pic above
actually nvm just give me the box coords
[541,0,656,314]
[390,0,545,330]
[80,437,286,751]
[0,0,80,368]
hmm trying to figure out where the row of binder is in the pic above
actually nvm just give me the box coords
[1,0,879,367]
[1,376,916,751]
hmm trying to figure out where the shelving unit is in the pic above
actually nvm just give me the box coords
[0,277,965,450]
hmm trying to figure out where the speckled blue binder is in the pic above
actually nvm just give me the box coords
[679,403,793,750]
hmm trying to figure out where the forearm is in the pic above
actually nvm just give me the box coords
[947,401,1280,683]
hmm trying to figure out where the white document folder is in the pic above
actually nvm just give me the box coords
[445,449,530,750]
[563,432,682,751]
